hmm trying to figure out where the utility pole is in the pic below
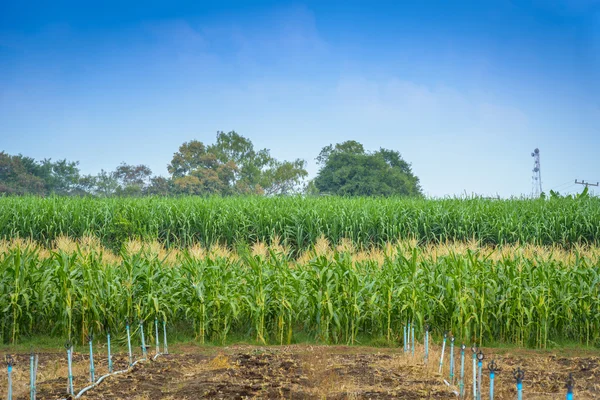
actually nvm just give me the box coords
[574,179,599,188]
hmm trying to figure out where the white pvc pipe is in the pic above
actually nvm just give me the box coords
[62,362,150,400]
[67,348,74,396]
[34,354,38,400]
[155,319,160,356]
[74,369,131,399]
[131,359,143,367]
[58,351,165,400]
[126,324,132,366]
[163,320,168,354]
[439,336,447,373]
[472,352,476,399]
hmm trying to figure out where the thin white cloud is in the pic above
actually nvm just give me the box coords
[331,76,529,138]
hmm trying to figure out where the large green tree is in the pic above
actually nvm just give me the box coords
[168,131,307,195]
[313,141,422,196]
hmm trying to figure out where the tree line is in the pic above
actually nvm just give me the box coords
[0,131,422,197]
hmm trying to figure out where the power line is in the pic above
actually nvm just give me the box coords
[558,183,578,193]
[548,180,599,196]
[548,180,576,192]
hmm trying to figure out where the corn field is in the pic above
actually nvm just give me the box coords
[0,238,598,349]
[0,196,599,252]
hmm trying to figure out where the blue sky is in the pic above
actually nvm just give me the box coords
[1,0,598,197]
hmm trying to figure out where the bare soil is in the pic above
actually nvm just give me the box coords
[1,345,599,399]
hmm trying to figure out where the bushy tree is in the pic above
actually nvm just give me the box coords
[313,141,422,197]
[168,131,308,196]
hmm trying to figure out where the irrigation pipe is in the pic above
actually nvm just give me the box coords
[449,336,455,384]
[403,324,408,353]
[404,328,454,397]
[438,332,447,373]
[411,324,415,357]
[74,365,133,399]
[107,331,113,373]
[87,335,95,383]
[488,360,498,400]
[140,320,147,359]
[34,354,39,400]
[476,351,484,400]
[458,344,465,398]
[155,318,160,356]
[471,345,477,400]
[126,321,133,366]
[66,342,74,396]
[6,355,14,400]
[566,373,574,400]
[60,352,164,400]
[423,324,429,364]
[57,320,168,400]
[163,320,169,354]
[30,351,38,400]
[513,367,524,400]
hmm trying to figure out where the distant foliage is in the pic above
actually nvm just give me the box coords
[0,152,82,196]
[0,131,308,197]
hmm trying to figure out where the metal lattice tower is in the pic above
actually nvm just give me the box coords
[531,148,542,198]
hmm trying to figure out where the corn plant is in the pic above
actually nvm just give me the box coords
[0,239,598,348]
[1,196,600,251]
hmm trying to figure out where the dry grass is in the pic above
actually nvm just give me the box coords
[292,343,454,399]
[208,353,231,370]
[298,347,345,396]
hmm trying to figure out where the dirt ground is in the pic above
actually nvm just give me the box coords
[1,344,599,399]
